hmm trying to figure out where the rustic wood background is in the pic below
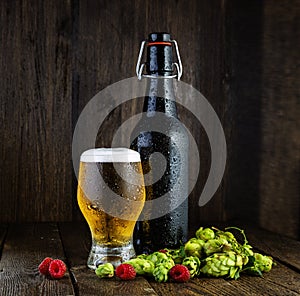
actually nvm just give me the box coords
[0,0,299,239]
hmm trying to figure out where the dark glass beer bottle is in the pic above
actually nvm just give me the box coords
[131,32,188,253]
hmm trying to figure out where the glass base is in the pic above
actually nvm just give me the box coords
[87,240,136,270]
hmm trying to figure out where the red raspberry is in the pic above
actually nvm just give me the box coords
[115,263,136,280]
[38,257,53,276]
[169,265,190,282]
[48,259,67,279]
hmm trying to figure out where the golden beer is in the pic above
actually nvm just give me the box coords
[77,148,145,269]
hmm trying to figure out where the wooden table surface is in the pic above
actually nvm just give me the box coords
[0,222,299,296]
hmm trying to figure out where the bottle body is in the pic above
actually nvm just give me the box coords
[131,43,189,252]
[131,117,188,252]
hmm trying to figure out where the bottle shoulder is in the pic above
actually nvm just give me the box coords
[132,113,188,134]
[130,118,189,152]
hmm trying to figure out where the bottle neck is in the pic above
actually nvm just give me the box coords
[143,76,177,117]
[143,36,177,117]
[146,42,173,75]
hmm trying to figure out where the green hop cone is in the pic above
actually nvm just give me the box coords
[167,247,186,264]
[245,252,273,276]
[151,253,175,282]
[196,227,215,241]
[136,254,148,260]
[147,252,172,266]
[124,258,154,276]
[243,244,254,257]
[203,239,226,256]
[214,231,234,253]
[223,227,254,257]
[200,251,244,279]
[95,263,114,278]
[184,238,205,258]
[254,253,273,272]
[182,256,201,278]
[153,265,170,283]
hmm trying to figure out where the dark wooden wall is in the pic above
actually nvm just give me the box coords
[0,0,299,239]
[226,0,300,239]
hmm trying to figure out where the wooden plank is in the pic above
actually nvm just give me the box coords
[182,0,229,228]
[245,226,300,271]
[225,0,263,228]
[59,222,158,296]
[229,263,300,296]
[149,280,213,296]
[0,223,74,296]
[258,0,300,239]
[0,224,8,255]
[262,262,300,294]
[226,0,300,239]
[71,269,159,296]
[192,277,255,296]
[73,0,125,147]
[150,277,246,296]
[0,0,73,222]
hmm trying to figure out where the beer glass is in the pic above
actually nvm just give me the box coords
[77,148,145,269]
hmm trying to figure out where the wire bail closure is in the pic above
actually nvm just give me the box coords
[136,39,183,81]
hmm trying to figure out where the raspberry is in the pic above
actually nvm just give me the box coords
[48,259,67,279]
[169,264,190,282]
[115,263,136,280]
[38,257,53,276]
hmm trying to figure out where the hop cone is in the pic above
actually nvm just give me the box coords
[182,256,201,278]
[200,251,244,279]
[246,252,273,276]
[147,252,167,265]
[184,238,205,258]
[152,259,175,282]
[95,263,114,278]
[196,227,215,241]
[136,254,148,260]
[253,253,273,272]
[219,227,254,257]
[203,239,228,256]
[166,247,186,264]
[124,258,154,276]
[153,265,170,282]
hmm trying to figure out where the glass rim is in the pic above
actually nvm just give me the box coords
[80,148,141,163]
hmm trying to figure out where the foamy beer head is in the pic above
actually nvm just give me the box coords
[80,147,141,163]
[77,148,145,250]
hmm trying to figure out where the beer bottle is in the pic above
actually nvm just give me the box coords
[131,32,188,253]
